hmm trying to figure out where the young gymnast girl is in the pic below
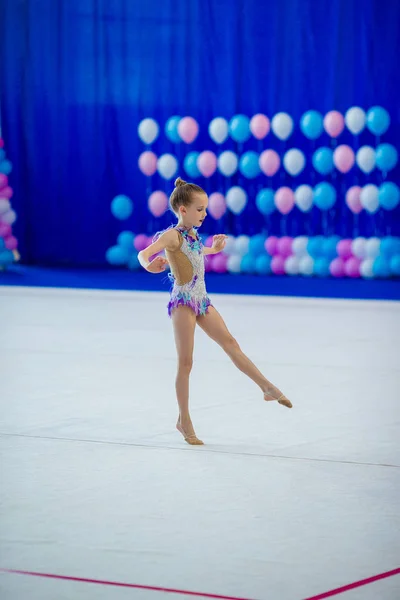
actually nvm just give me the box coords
[138,177,292,445]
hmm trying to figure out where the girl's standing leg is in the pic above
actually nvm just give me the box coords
[197,307,292,408]
[171,306,204,443]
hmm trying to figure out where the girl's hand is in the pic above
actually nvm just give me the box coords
[212,234,227,253]
[147,256,168,273]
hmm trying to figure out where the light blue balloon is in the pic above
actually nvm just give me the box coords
[375,144,398,172]
[128,253,140,270]
[0,249,15,266]
[314,182,336,210]
[322,236,340,258]
[312,147,334,175]
[255,255,271,275]
[307,236,325,258]
[241,254,256,274]
[111,195,133,220]
[373,256,391,278]
[256,188,275,215]
[366,106,390,136]
[249,234,266,257]
[0,160,12,175]
[239,151,260,179]
[314,258,330,277]
[379,182,400,211]
[165,116,181,143]
[390,255,400,276]
[183,152,201,178]
[117,231,135,250]
[380,237,400,258]
[300,110,323,140]
[106,245,130,266]
[0,238,5,251]
[229,114,251,143]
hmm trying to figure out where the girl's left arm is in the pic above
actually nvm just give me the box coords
[203,234,227,255]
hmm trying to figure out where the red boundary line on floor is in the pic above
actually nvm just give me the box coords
[1,566,399,599]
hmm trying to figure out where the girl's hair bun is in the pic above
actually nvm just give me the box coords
[174,177,187,188]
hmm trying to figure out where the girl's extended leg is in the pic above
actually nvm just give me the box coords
[197,307,292,408]
[171,306,204,444]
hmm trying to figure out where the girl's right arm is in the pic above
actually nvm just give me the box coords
[138,229,179,273]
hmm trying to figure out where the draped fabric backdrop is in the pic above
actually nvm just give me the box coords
[0,0,399,265]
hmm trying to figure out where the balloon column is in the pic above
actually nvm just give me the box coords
[0,139,19,269]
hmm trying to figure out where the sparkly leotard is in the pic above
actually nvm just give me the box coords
[165,227,212,317]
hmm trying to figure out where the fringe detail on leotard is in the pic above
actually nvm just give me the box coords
[167,293,211,317]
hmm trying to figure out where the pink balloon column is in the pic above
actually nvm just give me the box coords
[276,236,293,257]
[265,236,279,256]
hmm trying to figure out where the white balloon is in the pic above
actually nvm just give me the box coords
[299,255,314,276]
[294,185,313,212]
[271,112,294,141]
[292,236,309,257]
[360,258,374,278]
[283,149,306,176]
[138,118,159,145]
[209,117,229,144]
[345,107,366,135]
[218,151,238,176]
[223,235,237,255]
[0,198,11,215]
[360,184,379,214]
[365,237,381,258]
[351,237,367,259]
[226,186,247,215]
[285,256,300,275]
[235,235,250,256]
[227,254,242,273]
[356,146,376,174]
[157,154,178,180]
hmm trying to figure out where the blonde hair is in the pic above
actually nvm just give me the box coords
[169,177,206,216]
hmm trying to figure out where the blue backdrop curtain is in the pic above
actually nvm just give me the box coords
[0,0,399,265]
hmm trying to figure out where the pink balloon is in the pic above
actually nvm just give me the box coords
[212,253,228,273]
[271,255,285,275]
[345,186,362,214]
[205,235,214,248]
[250,114,270,140]
[208,192,226,219]
[133,234,149,251]
[1,186,13,199]
[138,151,157,176]
[259,150,280,177]
[4,235,18,250]
[277,236,293,257]
[0,222,11,237]
[197,151,217,178]
[0,174,8,189]
[324,111,345,138]
[345,257,361,278]
[0,138,4,148]
[265,235,279,256]
[1,209,16,225]
[275,187,295,215]
[178,117,199,144]
[330,257,345,277]
[333,145,355,173]
[148,190,168,217]
[337,239,353,260]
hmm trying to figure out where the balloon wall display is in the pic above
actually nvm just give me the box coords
[0,140,19,269]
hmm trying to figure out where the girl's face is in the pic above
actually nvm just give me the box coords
[179,193,208,228]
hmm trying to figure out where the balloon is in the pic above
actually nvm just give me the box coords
[178,117,199,144]
[226,186,247,214]
[128,253,140,271]
[365,238,381,259]
[333,145,355,173]
[241,254,256,274]
[323,236,340,258]
[157,154,178,180]
[390,256,400,276]
[235,235,250,256]
[274,187,295,214]
[375,144,398,172]
[294,185,313,212]
[299,256,314,276]
[165,116,181,143]
[330,257,345,277]
[360,258,374,279]
[356,146,376,174]
[0,186,13,199]
[366,106,390,136]
[360,184,379,214]
[307,236,325,258]
[133,234,149,252]
[256,189,275,216]
[380,237,400,258]
[373,256,391,278]
[249,234,267,257]
[255,255,272,275]
[0,160,12,175]
[212,253,228,274]
[337,239,353,260]
[271,255,285,275]
[0,150,4,162]
[111,195,133,220]
[271,112,294,140]
[197,151,217,178]
[4,235,18,251]
[208,192,226,220]
[345,107,366,135]
[138,118,159,145]
[0,249,14,266]
[277,236,293,257]
[148,190,168,217]
[117,231,135,250]
[138,151,157,176]
[208,117,229,144]
[312,147,334,175]
[183,151,201,178]
[0,198,10,214]
[0,139,3,148]
[259,149,280,177]
[0,237,5,251]
[345,186,362,214]
[283,148,306,176]
[218,151,238,177]
[300,110,323,139]
[250,114,270,140]
[284,255,300,275]
[229,115,251,143]
[313,182,336,210]
[323,111,345,138]
[227,254,242,274]
[0,209,16,225]
[314,258,330,277]
[379,182,400,211]
[345,257,361,278]
[292,236,309,257]
[204,236,213,248]
[265,236,279,256]
[106,245,130,265]
[351,237,367,259]
[223,235,236,255]
[0,222,11,237]
[239,151,260,179]
[0,174,8,189]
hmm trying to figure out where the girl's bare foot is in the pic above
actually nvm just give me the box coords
[176,418,204,445]
[263,385,293,408]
